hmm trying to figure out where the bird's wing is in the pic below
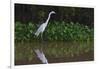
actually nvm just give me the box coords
[34,49,48,64]
[35,23,45,36]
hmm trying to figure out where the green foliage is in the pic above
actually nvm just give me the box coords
[44,21,94,41]
[15,22,36,41]
[15,21,94,41]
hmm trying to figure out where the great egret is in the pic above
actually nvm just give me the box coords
[34,11,56,38]
[34,11,55,64]
[34,49,48,64]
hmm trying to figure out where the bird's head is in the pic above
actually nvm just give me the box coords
[50,11,56,14]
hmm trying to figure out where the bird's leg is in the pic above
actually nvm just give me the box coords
[40,33,44,52]
[41,33,43,41]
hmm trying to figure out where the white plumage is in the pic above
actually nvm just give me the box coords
[35,23,46,36]
[34,11,56,37]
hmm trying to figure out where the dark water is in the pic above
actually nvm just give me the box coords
[15,41,94,65]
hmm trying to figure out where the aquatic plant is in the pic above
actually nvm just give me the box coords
[15,21,94,41]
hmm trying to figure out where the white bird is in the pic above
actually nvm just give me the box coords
[34,49,48,64]
[34,11,56,38]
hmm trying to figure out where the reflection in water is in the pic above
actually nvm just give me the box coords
[34,49,48,64]
[15,41,94,65]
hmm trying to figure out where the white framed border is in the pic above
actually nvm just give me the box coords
[11,0,95,69]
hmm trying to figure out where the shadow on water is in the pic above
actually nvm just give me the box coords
[15,41,94,65]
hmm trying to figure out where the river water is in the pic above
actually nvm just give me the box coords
[15,41,94,65]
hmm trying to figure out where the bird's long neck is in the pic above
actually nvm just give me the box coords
[45,13,52,25]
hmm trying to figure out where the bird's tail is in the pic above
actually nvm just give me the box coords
[34,31,39,36]
[34,49,48,64]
